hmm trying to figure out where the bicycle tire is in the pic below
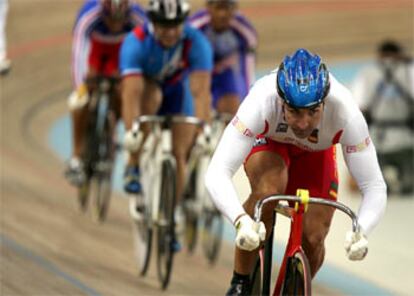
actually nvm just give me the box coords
[132,210,153,276]
[251,258,263,296]
[201,207,223,264]
[91,92,115,222]
[91,173,112,222]
[280,251,312,296]
[250,228,274,296]
[156,159,176,290]
[77,179,90,212]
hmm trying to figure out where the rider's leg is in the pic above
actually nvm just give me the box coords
[171,123,198,203]
[301,204,335,278]
[234,149,288,275]
[216,94,240,115]
[71,105,89,158]
[286,146,338,278]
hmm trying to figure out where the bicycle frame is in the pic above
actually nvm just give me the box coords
[129,115,205,288]
[253,190,360,295]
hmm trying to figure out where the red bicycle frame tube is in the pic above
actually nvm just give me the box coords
[273,203,306,295]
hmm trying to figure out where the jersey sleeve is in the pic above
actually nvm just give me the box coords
[205,74,276,223]
[119,31,145,77]
[340,111,387,235]
[188,29,213,72]
[71,1,100,88]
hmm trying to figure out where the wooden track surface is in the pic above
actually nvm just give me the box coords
[1,1,412,295]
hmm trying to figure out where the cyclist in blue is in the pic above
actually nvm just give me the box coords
[189,0,257,115]
[120,0,213,210]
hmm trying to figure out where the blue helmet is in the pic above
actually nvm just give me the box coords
[277,48,330,108]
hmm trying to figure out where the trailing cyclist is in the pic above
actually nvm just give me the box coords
[189,0,257,115]
[205,48,387,295]
[120,0,213,247]
[65,0,147,186]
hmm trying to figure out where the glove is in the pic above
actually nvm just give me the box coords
[67,84,89,111]
[123,129,142,152]
[344,231,368,261]
[234,214,266,251]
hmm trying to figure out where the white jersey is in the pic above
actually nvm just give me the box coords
[205,70,387,235]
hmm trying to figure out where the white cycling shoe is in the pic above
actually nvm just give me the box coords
[64,157,86,187]
[0,58,11,75]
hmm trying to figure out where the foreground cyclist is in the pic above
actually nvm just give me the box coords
[65,0,146,185]
[205,48,387,295]
[120,0,212,211]
[189,0,257,115]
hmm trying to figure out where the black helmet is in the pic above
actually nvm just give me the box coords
[148,0,190,26]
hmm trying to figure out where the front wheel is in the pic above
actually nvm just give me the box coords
[157,159,177,290]
[131,201,153,276]
[90,171,112,222]
[280,251,312,296]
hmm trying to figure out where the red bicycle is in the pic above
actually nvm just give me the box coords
[250,189,360,295]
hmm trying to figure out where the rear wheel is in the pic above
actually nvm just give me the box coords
[281,251,312,296]
[201,207,223,264]
[157,159,176,290]
[77,179,90,212]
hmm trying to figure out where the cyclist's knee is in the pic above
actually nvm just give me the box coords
[302,230,326,253]
[172,148,187,164]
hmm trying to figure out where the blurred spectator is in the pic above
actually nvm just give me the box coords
[351,40,414,196]
[0,0,11,75]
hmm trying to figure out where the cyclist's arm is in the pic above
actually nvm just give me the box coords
[122,76,144,129]
[205,76,272,223]
[71,2,100,88]
[119,31,145,129]
[190,71,211,122]
[233,13,258,88]
[188,27,213,121]
[340,112,387,235]
[205,124,255,223]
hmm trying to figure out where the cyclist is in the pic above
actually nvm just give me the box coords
[120,0,213,211]
[65,0,147,186]
[0,0,11,75]
[205,48,387,295]
[188,0,257,115]
[351,40,414,195]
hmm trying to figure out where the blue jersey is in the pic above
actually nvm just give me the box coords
[120,24,213,115]
[72,0,147,87]
[189,9,257,106]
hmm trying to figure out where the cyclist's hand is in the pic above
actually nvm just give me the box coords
[123,129,142,152]
[234,214,266,251]
[67,84,88,111]
[344,231,368,261]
